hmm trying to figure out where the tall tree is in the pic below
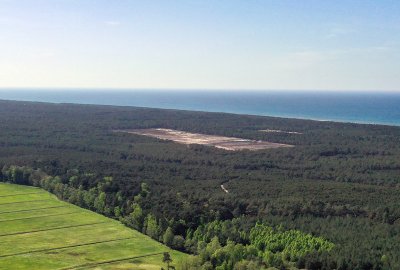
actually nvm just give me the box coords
[163,227,175,246]
[163,252,172,269]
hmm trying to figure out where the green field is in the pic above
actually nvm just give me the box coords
[0,183,186,270]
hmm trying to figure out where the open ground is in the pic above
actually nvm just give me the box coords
[0,183,186,270]
[259,129,303,135]
[117,128,293,151]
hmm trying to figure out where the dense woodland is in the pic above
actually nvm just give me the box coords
[0,100,399,269]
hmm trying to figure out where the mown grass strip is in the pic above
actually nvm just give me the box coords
[0,211,79,223]
[0,192,44,198]
[0,205,67,214]
[0,237,136,258]
[0,199,49,206]
[58,252,164,270]
[0,221,109,237]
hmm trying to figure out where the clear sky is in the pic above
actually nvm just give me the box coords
[0,0,399,91]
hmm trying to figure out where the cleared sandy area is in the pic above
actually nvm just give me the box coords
[260,129,302,134]
[117,128,293,151]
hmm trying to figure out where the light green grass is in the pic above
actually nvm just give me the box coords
[0,183,187,270]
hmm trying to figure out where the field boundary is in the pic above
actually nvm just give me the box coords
[0,236,136,258]
[0,211,79,223]
[58,252,165,270]
[0,192,45,198]
[0,199,50,206]
[0,205,67,214]
[0,221,109,237]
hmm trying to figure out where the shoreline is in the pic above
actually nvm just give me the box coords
[0,97,399,128]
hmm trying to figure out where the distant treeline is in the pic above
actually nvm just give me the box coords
[0,100,399,269]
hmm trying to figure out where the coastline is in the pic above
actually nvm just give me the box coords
[0,90,400,127]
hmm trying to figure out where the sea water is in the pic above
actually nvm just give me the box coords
[0,89,399,126]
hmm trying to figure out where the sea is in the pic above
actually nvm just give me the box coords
[0,89,400,126]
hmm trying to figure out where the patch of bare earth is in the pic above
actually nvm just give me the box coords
[259,129,302,134]
[116,128,293,151]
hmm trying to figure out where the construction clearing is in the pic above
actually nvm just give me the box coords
[117,128,293,151]
[259,129,303,134]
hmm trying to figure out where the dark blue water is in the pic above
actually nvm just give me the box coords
[0,89,400,126]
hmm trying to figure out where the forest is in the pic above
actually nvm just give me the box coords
[0,99,399,269]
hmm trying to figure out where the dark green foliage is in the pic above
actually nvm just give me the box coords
[0,100,400,269]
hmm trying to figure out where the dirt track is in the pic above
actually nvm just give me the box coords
[220,184,229,193]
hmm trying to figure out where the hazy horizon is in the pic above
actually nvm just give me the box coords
[0,88,400,94]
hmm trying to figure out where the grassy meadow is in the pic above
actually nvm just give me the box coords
[0,183,186,270]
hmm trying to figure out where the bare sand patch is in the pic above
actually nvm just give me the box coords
[116,128,293,151]
[259,129,302,135]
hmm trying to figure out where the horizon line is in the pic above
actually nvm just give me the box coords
[0,87,399,93]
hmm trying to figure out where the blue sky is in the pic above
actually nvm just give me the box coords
[0,0,399,91]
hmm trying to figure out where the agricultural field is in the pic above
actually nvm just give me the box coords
[0,183,186,270]
[117,128,292,151]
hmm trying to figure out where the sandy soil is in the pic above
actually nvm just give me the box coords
[116,128,293,151]
[259,129,302,134]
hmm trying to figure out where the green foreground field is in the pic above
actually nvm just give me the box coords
[0,183,186,270]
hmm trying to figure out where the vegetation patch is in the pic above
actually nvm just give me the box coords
[180,219,335,269]
[0,183,186,270]
[250,223,334,266]
[1,101,400,269]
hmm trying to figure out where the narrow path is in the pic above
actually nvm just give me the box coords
[220,183,229,193]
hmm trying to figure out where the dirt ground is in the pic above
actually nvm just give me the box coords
[259,129,302,134]
[116,128,293,151]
